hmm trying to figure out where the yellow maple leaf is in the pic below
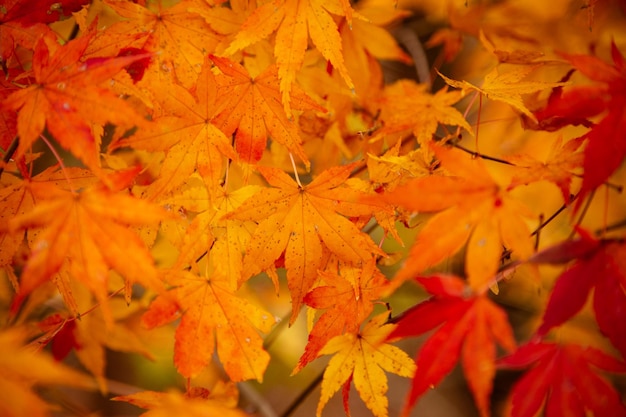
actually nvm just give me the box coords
[438,65,568,122]
[224,0,355,115]
[316,312,416,417]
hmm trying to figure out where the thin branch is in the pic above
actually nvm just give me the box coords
[280,370,324,417]
[451,142,516,166]
[393,25,431,88]
[0,135,19,177]
[594,217,626,235]
[530,192,578,237]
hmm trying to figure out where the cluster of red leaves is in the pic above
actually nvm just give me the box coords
[0,1,626,417]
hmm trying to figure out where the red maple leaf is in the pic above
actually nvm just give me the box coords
[535,234,626,357]
[388,275,516,417]
[498,341,626,417]
[528,42,626,208]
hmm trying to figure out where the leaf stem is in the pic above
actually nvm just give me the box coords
[39,134,76,194]
[289,153,302,188]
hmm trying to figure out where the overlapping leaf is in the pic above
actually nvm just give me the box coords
[225,164,386,323]
[389,275,516,417]
[317,312,416,417]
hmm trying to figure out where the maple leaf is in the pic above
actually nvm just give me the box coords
[294,258,388,373]
[379,144,535,292]
[0,327,93,417]
[113,382,248,417]
[173,184,260,290]
[372,80,472,148]
[36,295,156,392]
[224,0,355,114]
[316,312,416,417]
[2,34,150,171]
[388,275,516,417]
[101,0,222,88]
[535,236,626,357]
[339,0,411,98]
[210,55,325,168]
[439,65,568,121]
[0,173,35,267]
[554,42,626,208]
[190,0,256,55]
[498,341,626,417]
[7,168,167,325]
[225,164,386,323]
[110,58,236,200]
[0,0,87,61]
[506,136,585,202]
[142,268,275,381]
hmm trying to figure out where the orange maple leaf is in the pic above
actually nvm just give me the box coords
[316,312,416,417]
[172,184,260,290]
[372,80,473,148]
[225,164,386,323]
[389,275,517,417]
[113,382,248,417]
[294,258,388,373]
[379,144,535,292]
[101,0,222,87]
[36,297,155,392]
[142,269,275,382]
[224,0,355,115]
[506,136,585,203]
[2,34,149,171]
[8,169,167,324]
[110,58,236,200]
[0,327,93,417]
[210,55,325,169]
